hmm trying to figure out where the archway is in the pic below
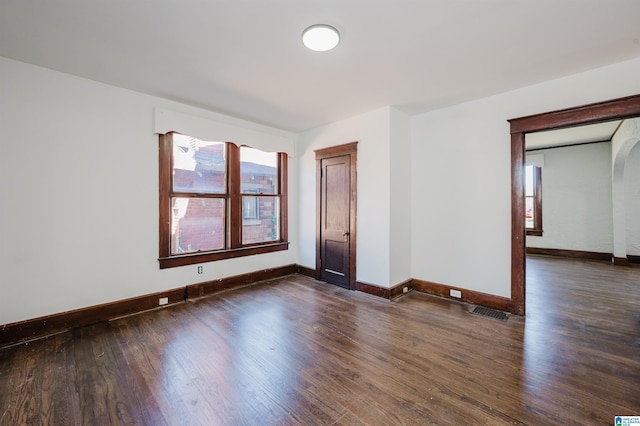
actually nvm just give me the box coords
[613,133,640,263]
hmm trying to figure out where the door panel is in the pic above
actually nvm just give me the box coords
[320,156,350,288]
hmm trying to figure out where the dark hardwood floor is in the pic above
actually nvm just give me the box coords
[1,255,639,425]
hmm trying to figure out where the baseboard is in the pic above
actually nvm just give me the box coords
[296,265,317,278]
[628,255,640,265]
[0,264,297,349]
[412,278,512,312]
[526,247,612,262]
[299,266,411,300]
[389,279,413,300]
[355,281,390,299]
[613,257,629,266]
[0,264,531,348]
[355,279,413,300]
[0,287,186,349]
[186,264,297,299]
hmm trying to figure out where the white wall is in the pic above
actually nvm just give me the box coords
[525,143,613,252]
[411,104,511,296]
[410,57,640,298]
[389,108,412,285]
[0,57,298,325]
[297,107,393,287]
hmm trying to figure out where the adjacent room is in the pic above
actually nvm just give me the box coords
[1,1,639,424]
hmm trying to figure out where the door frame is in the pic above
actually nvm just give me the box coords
[508,94,640,315]
[315,142,358,290]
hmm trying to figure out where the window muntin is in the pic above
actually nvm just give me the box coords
[159,132,288,268]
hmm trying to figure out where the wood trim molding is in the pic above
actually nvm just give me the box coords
[355,279,413,300]
[0,287,186,349]
[0,265,298,349]
[185,264,297,299]
[314,141,358,159]
[613,257,629,266]
[412,279,511,312]
[355,281,390,299]
[305,268,512,311]
[159,242,290,269]
[508,94,640,134]
[526,247,612,262]
[296,265,317,278]
[389,279,413,300]
[628,255,640,265]
[510,131,526,315]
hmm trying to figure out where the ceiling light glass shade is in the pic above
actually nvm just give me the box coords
[302,25,340,51]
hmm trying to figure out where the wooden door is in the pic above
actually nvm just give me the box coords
[320,155,351,288]
[316,142,357,290]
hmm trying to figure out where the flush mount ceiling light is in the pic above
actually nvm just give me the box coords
[302,24,340,51]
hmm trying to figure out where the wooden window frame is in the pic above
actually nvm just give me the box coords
[158,132,288,269]
[525,165,543,236]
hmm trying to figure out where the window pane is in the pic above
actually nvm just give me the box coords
[173,134,226,194]
[171,197,225,254]
[243,195,258,220]
[240,147,278,194]
[525,165,534,197]
[525,197,534,229]
[242,197,279,244]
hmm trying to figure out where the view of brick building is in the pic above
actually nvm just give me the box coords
[171,137,278,254]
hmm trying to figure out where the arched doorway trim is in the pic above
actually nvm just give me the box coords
[613,135,640,263]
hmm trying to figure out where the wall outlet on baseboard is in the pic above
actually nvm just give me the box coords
[197,266,203,274]
[449,289,462,298]
[159,297,169,306]
[403,286,409,294]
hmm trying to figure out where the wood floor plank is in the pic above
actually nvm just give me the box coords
[1,256,639,425]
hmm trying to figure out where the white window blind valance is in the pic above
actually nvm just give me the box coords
[153,108,295,157]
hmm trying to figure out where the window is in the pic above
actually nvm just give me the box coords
[159,132,288,269]
[525,164,542,236]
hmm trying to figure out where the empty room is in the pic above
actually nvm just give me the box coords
[1,1,640,425]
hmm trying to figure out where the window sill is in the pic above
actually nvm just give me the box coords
[526,229,543,236]
[159,242,289,269]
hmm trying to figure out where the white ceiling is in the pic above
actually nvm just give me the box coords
[1,1,640,132]
[525,120,622,150]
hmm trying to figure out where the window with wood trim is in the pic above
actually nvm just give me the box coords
[159,132,288,269]
[525,164,543,236]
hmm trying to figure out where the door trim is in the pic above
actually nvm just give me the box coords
[315,142,358,290]
[508,94,640,315]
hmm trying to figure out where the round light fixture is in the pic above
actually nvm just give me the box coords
[302,24,340,51]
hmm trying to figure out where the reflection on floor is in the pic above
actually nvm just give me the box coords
[0,255,638,424]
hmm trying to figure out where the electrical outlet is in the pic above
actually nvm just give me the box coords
[403,286,409,294]
[197,266,203,274]
[450,289,462,298]
[159,297,169,306]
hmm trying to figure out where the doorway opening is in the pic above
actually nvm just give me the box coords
[508,94,640,315]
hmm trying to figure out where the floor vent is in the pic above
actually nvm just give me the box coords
[471,306,509,322]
